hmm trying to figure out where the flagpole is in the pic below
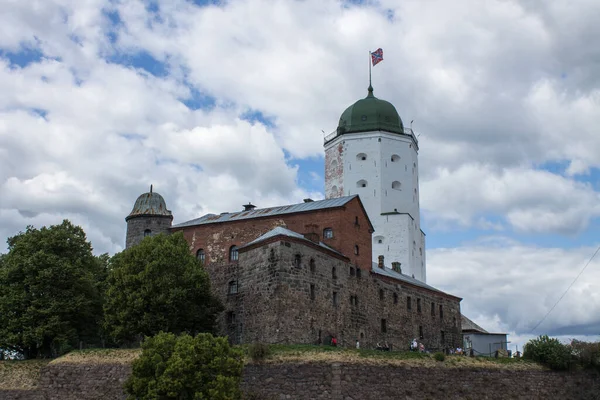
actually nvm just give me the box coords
[368,50,372,89]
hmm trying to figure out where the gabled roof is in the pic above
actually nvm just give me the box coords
[173,195,369,229]
[240,226,343,256]
[371,262,461,300]
[461,315,489,333]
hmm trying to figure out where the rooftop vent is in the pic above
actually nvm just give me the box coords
[303,198,314,203]
[392,262,402,273]
[243,202,257,211]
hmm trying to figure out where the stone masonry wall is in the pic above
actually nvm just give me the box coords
[210,237,461,351]
[4,362,598,400]
[125,215,172,248]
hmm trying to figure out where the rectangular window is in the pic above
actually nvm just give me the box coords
[379,289,384,300]
[333,291,338,306]
[407,296,412,310]
[419,325,423,339]
[439,305,444,319]
[381,319,387,333]
[350,267,355,276]
[310,284,315,301]
[356,268,362,278]
[323,228,333,239]
[228,281,238,295]
[227,311,236,325]
[417,299,422,313]
[431,302,435,317]
[441,330,445,343]
[393,293,398,304]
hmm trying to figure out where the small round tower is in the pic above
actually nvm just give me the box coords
[125,185,173,248]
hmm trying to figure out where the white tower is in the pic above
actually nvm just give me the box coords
[324,85,426,282]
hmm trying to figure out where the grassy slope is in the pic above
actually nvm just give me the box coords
[0,359,49,390]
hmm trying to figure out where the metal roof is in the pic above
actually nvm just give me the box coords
[371,262,456,297]
[126,191,172,220]
[240,226,344,256]
[173,195,358,228]
[461,315,489,333]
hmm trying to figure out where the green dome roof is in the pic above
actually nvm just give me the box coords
[126,187,173,221]
[337,86,404,135]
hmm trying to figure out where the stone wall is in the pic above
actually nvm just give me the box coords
[4,361,597,400]
[242,363,600,400]
[209,237,461,351]
[125,215,173,248]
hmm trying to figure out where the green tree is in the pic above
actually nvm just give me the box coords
[523,335,573,370]
[0,220,104,359]
[103,232,222,344]
[125,332,243,400]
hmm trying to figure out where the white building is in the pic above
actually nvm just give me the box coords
[324,85,427,282]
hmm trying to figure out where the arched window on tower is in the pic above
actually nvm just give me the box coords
[229,245,239,262]
[391,154,400,162]
[357,179,368,188]
[143,229,151,237]
[196,249,205,263]
[356,153,367,161]
[392,181,401,190]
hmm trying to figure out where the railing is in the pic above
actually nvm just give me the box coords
[323,127,419,146]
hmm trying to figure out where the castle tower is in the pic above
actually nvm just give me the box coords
[125,185,173,248]
[324,85,426,282]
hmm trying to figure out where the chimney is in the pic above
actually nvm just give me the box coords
[392,262,402,274]
[378,255,384,269]
[303,232,320,243]
[303,198,314,203]
[243,202,257,211]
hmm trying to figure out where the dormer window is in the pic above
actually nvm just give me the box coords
[357,153,367,161]
[357,179,368,188]
[229,245,239,262]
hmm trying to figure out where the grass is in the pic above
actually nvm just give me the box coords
[0,359,49,390]
[50,348,141,365]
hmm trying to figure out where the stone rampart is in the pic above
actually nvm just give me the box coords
[1,361,598,400]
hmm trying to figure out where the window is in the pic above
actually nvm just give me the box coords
[309,258,316,273]
[393,293,398,304]
[350,295,358,306]
[381,319,387,333]
[143,229,151,237]
[356,268,362,278]
[374,235,384,244]
[196,249,205,263]
[349,267,355,276]
[294,254,301,267]
[333,291,338,306]
[417,299,422,313]
[407,296,412,310]
[354,245,359,255]
[227,311,236,325]
[431,302,435,317]
[228,280,238,295]
[379,289,384,300]
[441,330,445,343]
[391,154,400,162]
[439,305,444,319]
[356,179,368,188]
[419,326,424,339]
[453,316,457,327]
[392,181,401,190]
[356,153,367,161]
[310,284,315,300]
[332,267,337,279]
[229,245,239,261]
[355,216,359,225]
[323,228,333,239]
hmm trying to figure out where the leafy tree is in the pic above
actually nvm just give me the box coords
[103,232,222,344]
[125,332,243,400]
[523,335,573,370]
[0,220,104,359]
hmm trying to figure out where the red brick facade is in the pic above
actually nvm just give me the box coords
[171,197,374,271]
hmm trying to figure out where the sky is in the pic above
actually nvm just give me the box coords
[1,0,599,351]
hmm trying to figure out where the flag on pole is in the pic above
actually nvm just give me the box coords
[370,48,383,66]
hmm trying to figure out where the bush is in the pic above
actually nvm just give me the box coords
[125,332,244,400]
[570,339,600,370]
[248,343,271,362]
[523,335,572,370]
[433,352,445,362]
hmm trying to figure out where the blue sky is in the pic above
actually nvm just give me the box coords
[1,0,599,349]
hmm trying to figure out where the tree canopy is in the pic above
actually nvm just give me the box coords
[0,220,105,359]
[103,232,222,344]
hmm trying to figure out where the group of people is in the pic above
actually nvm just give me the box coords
[410,338,426,353]
[375,342,391,351]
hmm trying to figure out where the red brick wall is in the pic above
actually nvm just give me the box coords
[172,197,373,270]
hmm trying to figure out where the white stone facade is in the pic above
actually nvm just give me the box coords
[324,131,426,282]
